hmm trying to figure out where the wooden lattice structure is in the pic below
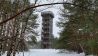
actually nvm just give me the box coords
[41,11,54,48]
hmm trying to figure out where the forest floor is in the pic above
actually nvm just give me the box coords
[2,49,85,56]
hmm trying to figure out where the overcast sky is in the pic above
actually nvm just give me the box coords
[30,0,64,41]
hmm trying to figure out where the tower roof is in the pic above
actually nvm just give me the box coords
[41,11,54,18]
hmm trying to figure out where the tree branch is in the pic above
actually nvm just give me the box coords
[0,2,75,25]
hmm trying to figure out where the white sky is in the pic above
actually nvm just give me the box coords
[30,0,64,41]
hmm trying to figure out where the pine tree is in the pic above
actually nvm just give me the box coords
[57,0,98,55]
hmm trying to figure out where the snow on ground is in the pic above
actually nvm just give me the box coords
[3,49,85,56]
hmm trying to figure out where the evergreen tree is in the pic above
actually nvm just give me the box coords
[57,0,98,55]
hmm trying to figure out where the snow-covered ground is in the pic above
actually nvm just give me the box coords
[3,49,85,56]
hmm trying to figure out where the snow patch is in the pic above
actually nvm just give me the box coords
[2,49,85,56]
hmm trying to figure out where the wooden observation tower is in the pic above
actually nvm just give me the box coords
[41,11,54,48]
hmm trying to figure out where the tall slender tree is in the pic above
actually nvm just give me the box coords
[0,0,38,56]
